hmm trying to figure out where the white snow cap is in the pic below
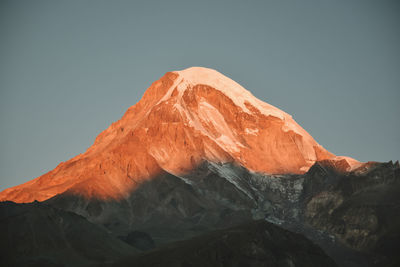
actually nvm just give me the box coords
[175,67,287,119]
[172,67,313,139]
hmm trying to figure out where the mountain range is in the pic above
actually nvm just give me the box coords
[1,67,399,267]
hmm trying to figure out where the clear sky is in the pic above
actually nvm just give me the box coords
[0,0,399,191]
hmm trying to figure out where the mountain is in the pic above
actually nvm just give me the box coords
[0,201,137,267]
[0,67,360,203]
[1,67,398,267]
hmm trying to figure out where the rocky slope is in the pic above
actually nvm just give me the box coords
[301,160,400,267]
[0,67,358,203]
[109,220,338,267]
[44,160,399,267]
[0,201,137,267]
[46,162,262,244]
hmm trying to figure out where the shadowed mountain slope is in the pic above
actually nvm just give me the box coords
[0,201,137,267]
[107,220,338,267]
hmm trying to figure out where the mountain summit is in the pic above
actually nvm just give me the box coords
[0,67,360,203]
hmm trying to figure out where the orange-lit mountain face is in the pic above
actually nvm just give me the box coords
[0,67,361,203]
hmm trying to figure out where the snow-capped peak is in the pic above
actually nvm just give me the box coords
[163,67,318,152]
[175,67,286,119]
[0,66,361,203]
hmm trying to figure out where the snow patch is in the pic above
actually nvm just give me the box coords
[157,76,184,105]
[177,175,194,185]
[208,162,254,200]
[216,135,240,153]
[245,128,259,135]
[197,99,244,153]
[300,166,309,172]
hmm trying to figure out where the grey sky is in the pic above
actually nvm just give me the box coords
[0,0,399,191]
